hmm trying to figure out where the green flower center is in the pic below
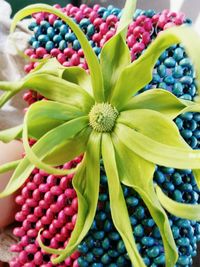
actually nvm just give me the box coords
[89,103,119,132]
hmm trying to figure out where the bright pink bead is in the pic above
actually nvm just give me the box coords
[25,48,34,57]
[106,14,118,25]
[50,48,61,57]
[72,197,78,212]
[142,32,151,45]
[21,203,31,215]
[133,26,145,38]
[33,189,42,202]
[61,226,69,237]
[10,260,21,267]
[57,194,66,209]
[92,32,102,43]
[39,169,49,176]
[70,54,80,66]
[63,161,73,169]
[132,42,145,53]
[64,47,74,57]
[93,17,103,27]
[83,7,92,16]
[75,11,84,22]
[27,229,38,238]
[22,220,32,230]
[164,22,176,30]
[70,6,79,15]
[72,214,77,226]
[24,262,35,267]
[53,4,61,9]
[33,173,44,185]
[44,191,55,204]
[49,223,57,235]
[64,206,74,216]
[26,198,38,207]
[71,250,80,260]
[36,47,47,58]
[19,251,28,264]
[52,218,63,228]
[22,187,31,198]
[47,174,57,186]
[39,199,49,209]
[21,235,29,246]
[58,210,66,223]
[50,203,60,213]
[100,37,106,47]
[39,183,50,193]
[65,188,76,198]
[46,208,54,220]
[66,222,74,231]
[34,12,45,24]
[89,10,98,22]
[105,30,115,41]
[143,18,153,31]
[73,259,79,267]
[50,237,59,248]
[55,233,66,242]
[27,214,38,223]
[35,220,43,230]
[23,91,33,102]
[42,229,52,239]
[11,244,23,253]
[127,35,136,47]
[13,227,25,237]
[48,14,57,25]
[57,53,66,64]
[15,212,26,222]
[41,215,52,225]
[50,185,63,196]
[26,244,38,254]
[65,257,72,266]
[34,251,43,265]
[63,61,71,67]
[60,176,69,190]
[99,22,108,35]
[157,14,168,28]
[136,15,147,24]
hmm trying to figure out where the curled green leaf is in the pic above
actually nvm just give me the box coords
[0,160,21,175]
[0,125,22,143]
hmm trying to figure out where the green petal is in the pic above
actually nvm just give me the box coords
[122,89,187,120]
[50,131,101,263]
[0,160,21,174]
[62,67,93,97]
[0,125,22,143]
[112,136,178,267]
[100,0,137,100]
[0,117,89,198]
[11,4,104,102]
[102,133,146,267]
[111,26,200,109]
[156,186,200,220]
[118,109,188,147]
[193,170,200,190]
[24,100,84,140]
[115,123,200,169]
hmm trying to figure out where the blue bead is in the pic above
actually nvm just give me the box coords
[45,41,54,51]
[98,7,107,15]
[143,257,150,265]
[147,246,160,258]
[154,170,166,184]
[152,227,161,238]
[47,27,55,39]
[164,75,175,85]
[59,40,67,50]
[32,41,40,49]
[177,237,190,246]
[60,24,68,35]
[173,47,184,61]
[108,250,119,258]
[117,240,126,253]
[109,232,120,241]
[85,252,95,262]
[85,236,94,248]
[194,129,200,139]
[143,219,155,227]
[87,24,95,36]
[172,225,180,239]
[65,32,76,42]
[92,248,104,256]
[181,112,193,120]
[175,117,183,130]
[78,257,88,267]
[146,9,156,17]
[98,194,107,202]
[179,58,192,67]
[158,82,167,90]
[126,196,139,207]
[93,231,105,240]
[164,57,176,68]
[102,238,110,249]
[78,243,89,253]
[162,167,174,174]
[53,34,63,43]
[173,66,183,78]
[73,39,81,51]
[141,236,154,246]
[152,73,161,83]
[172,82,183,96]
[180,94,192,101]
[104,220,113,232]
[80,18,91,28]
[163,181,175,191]
[101,253,111,264]
[103,11,111,19]
[53,19,63,28]
[33,26,42,37]
[111,8,121,16]
[92,263,103,267]
[135,206,145,219]
[154,254,165,265]
[28,21,37,31]
[178,255,190,265]
[38,34,49,43]
[116,255,127,266]
[28,36,36,45]
[93,47,101,55]
[40,21,50,30]
[181,129,193,139]
[134,224,144,237]
[159,51,168,61]
[157,64,166,77]
[194,113,200,121]
[180,76,193,85]
[130,215,138,225]
[173,190,183,202]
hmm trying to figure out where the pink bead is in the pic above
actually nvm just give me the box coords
[105,30,115,41]
[50,238,59,248]
[49,223,57,235]
[164,22,176,30]
[142,32,151,45]
[143,18,153,31]
[47,174,57,186]
[65,188,76,198]
[136,15,147,24]
[22,220,32,230]
[64,206,75,216]
[10,260,21,267]
[99,22,109,35]
[60,176,69,190]
[133,26,145,38]
[33,189,42,201]
[57,53,66,64]
[75,11,84,22]
[100,37,106,47]
[13,227,25,237]
[44,191,55,204]
[72,214,77,226]
[26,198,38,207]
[58,210,67,223]
[36,47,47,58]
[93,4,100,11]
[27,182,37,191]
[70,54,80,66]
[71,250,80,260]
[106,14,118,25]
[50,48,61,57]
[65,257,72,266]
[26,244,38,254]
[61,226,69,237]
[63,61,71,67]
[57,194,66,209]
[157,14,168,28]
[66,222,74,230]
[27,214,38,223]
[21,235,29,246]
[35,220,43,230]
[50,203,60,213]
[34,13,45,24]
[70,6,79,15]
[132,42,145,53]
[23,91,33,102]
[46,208,54,220]
[48,14,57,25]
[92,32,102,43]
[34,251,43,265]
[73,259,79,267]
[39,183,50,193]
[27,229,38,237]
[63,161,73,169]
[41,215,52,225]
[89,10,98,22]
[83,7,92,16]
[93,18,103,27]
[22,187,31,198]
[80,4,87,11]
[127,35,136,47]
[72,197,78,212]
[11,244,23,253]
[33,173,44,185]
[39,199,49,209]
[19,251,28,264]
[24,262,35,267]
[25,48,34,57]
[21,203,31,215]
[15,212,26,222]
[50,185,63,196]
[52,219,63,228]
[42,229,52,239]
[55,233,66,242]
[53,4,61,9]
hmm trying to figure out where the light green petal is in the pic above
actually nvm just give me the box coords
[115,123,200,169]
[112,135,178,267]
[0,125,22,143]
[122,89,187,120]
[156,186,200,220]
[0,160,21,174]
[111,26,200,109]
[11,4,104,102]
[102,133,146,267]
[49,131,101,263]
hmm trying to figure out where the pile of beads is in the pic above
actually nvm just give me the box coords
[10,3,200,267]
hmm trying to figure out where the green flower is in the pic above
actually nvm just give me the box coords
[1,0,200,266]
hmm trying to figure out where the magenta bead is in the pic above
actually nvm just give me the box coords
[63,46,73,57]
[49,223,57,235]
[60,176,69,190]
[15,212,26,222]
[106,14,118,25]
[41,215,52,225]
[35,220,43,230]
[27,214,38,223]
[164,22,176,30]
[48,14,57,25]
[58,210,67,223]
[72,214,77,226]
[36,47,47,58]
[75,11,84,22]
[72,197,78,212]
[142,32,151,45]
[27,229,38,238]
[10,261,21,267]
[26,198,38,207]
[25,244,38,254]
[39,183,50,193]
[22,187,31,198]
[47,174,57,186]
[50,237,59,248]
[24,262,35,267]
[73,259,79,267]
[19,251,28,264]
[70,54,80,66]
[50,48,61,57]
[42,229,53,239]
[65,257,72,266]
[22,220,32,230]
[44,191,55,204]
[33,189,42,201]
[11,244,23,253]
[13,227,25,237]
[20,235,29,246]
[65,188,76,198]
[57,53,66,64]
[66,222,74,231]
[33,173,44,185]
[99,22,108,35]
[50,185,63,196]
[34,251,43,265]
[64,206,74,216]
[71,250,80,260]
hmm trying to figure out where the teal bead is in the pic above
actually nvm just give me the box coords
[93,231,105,240]
[172,225,180,239]
[164,75,175,85]
[179,58,192,67]
[180,94,192,101]
[85,236,94,248]
[59,40,67,50]
[101,253,111,264]
[92,248,104,256]
[175,117,183,130]
[154,170,165,183]
[28,21,37,31]
[65,32,76,42]
[92,263,103,267]
[157,64,166,77]
[189,120,197,131]
[172,82,183,96]
[146,9,156,17]
[190,136,198,148]
[154,254,165,265]
[47,27,55,39]
[34,26,42,37]
[103,11,111,19]
[178,255,190,265]
[159,51,168,61]
[45,41,54,51]
[53,19,63,28]
[117,240,126,253]
[135,206,145,219]
[152,227,161,238]
[78,257,88,267]
[93,46,101,55]
[80,18,91,28]
[172,66,183,78]
[38,34,49,43]
[194,130,200,139]
[105,202,110,213]
[181,129,193,139]
[91,220,97,230]
[116,255,126,266]
[32,41,40,49]
[163,181,175,191]
[104,220,112,232]
[147,246,160,258]
[164,57,176,68]
[143,219,155,227]
[53,34,62,43]
[141,236,154,246]
[143,257,150,265]
[73,39,81,50]
[194,113,200,121]
[100,174,107,184]
[40,21,50,30]
[172,172,182,185]
[28,36,36,45]
[173,190,183,202]
[126,196,139,207]
[108,232,120,241]
[180,112,193,120]
[180,76,193,85]
[162,167,174,174]
[134,224,144,237]
[78,243,89,253]
[108,264,118,267]
[188,84,196,96]
[102,238,110,249]
[60,24,68,35]
[130,215,137,225]
[98,193,107,202]
[111,8,121,16]
[108,249,119,258]
[98,7,107,15]
[181,183,193,191]
[85,252,95,262]
[173,47,184,61]
[96,211,106,221]
[87,24,95,36]
[152,73,161,83]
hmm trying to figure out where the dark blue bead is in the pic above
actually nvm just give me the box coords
[135,206,145,219]
[172,172,182,185]
[101,253,111,264]
[78,257,88,267]
[93,47,101,55]
[92,248,104,256]
[154,254,165,265]
[80,18,90,28]
[109,232,120,241]
[102,237,110,249]
[108,250,119,258]
[126,196,139,207]
[85,252,95,262]
[87,24,95,36]
[103,11,111,19]
[78,243,89,253]
[117,240,126,253]
[116,255,127,266]
[93,231,105,240]
[104,220,113,232]
[194,130,200,139]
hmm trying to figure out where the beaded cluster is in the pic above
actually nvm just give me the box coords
[10,3,200,267]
